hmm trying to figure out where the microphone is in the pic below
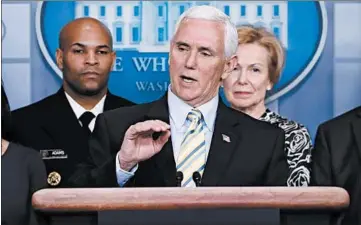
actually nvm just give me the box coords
[192,171,202,187]
[176,171,183,187]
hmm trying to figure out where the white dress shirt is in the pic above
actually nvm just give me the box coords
[64,92,106,132]
[115,86,219,186]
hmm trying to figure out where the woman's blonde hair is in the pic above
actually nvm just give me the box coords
[237,25,285,84]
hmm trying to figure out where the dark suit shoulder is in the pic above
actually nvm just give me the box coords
[320,106,361,132]
[105,92,135,109]
[4,142,42,161]
[102,102,152,122]
[1,142,47,225]
[4,143,47,187]
[226,106,284,134]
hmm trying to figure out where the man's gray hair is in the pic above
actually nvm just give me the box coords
[173,5,238,59]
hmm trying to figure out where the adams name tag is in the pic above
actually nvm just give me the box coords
[40,149,68,160]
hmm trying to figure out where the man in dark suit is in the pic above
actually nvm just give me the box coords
[311,106,361,225]
[11,17,133,188]
[78,5,288,188]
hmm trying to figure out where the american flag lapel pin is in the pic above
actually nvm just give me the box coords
[222,134,231,143]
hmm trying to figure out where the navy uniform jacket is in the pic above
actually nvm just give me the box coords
[11,88,134,188]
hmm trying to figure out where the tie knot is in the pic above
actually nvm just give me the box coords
[79,111,95,127]
[187,109,202,122]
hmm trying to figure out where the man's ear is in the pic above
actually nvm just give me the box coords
[168,40,174,65]
[55,48,64,70]
[110,50,116,69]
[221,55,237,80]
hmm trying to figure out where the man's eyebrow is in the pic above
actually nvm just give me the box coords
[175,41,190,47]
[96,45,111,49]
[69,43,111,49]
[70,43,85,48]
[198,46,215,53]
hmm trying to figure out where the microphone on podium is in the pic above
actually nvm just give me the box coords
[192,171,202,187]
[176,171,183,187]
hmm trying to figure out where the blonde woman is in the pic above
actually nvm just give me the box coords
[222,25,312,187]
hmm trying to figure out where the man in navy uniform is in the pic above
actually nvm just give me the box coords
[12,17,134,188]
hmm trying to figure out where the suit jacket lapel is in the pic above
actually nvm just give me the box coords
[352,109,361,162]
[145,94,177,186]
[201,101,240,186]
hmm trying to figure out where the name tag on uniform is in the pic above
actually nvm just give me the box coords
[40,149,68,160]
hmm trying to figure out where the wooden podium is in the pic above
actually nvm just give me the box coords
[32,187,349,225]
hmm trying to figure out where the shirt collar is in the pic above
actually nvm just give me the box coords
[64,91,106,119]
[167,85,218,132]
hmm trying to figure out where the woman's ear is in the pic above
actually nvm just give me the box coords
[266,81,273,91]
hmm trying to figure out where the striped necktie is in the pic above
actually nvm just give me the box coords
[176,109,206,187]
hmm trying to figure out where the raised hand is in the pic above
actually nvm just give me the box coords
[118,120,171,171]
